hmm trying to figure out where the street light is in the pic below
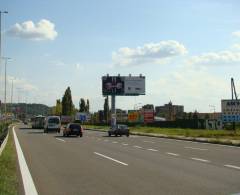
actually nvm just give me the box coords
[1,57,11,115]
[0,11,8,100]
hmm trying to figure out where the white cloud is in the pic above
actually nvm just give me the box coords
[232,43,240,50]
[112,40,187,66]
[6,19,58,41]
[187,50,240,66]
[148,68,228,112]
[75,63,84,70]
[232,31,240,38]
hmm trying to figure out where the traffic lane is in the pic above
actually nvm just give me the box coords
[84,129,240,166]
[79,132,240,195]
[16,126,240,195]
[56,129,240,194]
[16,126,165,195]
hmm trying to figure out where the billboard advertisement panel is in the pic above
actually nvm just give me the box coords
[124,76,145,95]
[75,112,90,122]
[143,109,154,123]
[221,99,240,122]
[102,75,145,96]
[128,110,144,123]
[102,76,124,96]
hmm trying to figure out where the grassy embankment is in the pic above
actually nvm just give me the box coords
[84,125,240,140]
[0,125,18,195]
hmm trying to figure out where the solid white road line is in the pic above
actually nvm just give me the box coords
[143,140,155,144]
[224,164,240,170]
[184,146,208,151]
[112,141,118,144]
[191,158,210,163]
[133,145,142,149]
[94,152,128,166]
[122,143,129,146]
[56,138,66,142]
[147,148,158,152]
[13,126,38,195]
[166,152,180,156]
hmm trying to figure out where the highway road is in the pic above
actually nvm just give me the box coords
[14,124,240,195]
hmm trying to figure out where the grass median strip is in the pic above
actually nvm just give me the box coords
[0,129,18,195]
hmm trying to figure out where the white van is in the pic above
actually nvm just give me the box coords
[44,116,61,133]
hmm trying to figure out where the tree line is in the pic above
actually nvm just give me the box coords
[51,87,90,116]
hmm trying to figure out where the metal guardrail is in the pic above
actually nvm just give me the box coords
[0,127,8,147]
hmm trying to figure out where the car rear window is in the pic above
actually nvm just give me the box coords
[69,124,81,130]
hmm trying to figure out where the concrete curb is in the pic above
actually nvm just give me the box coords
[85,128,240,147]
[0,130,9,156]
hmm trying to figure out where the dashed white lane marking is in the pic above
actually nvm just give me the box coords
[143,140,155,144]
[13,126,38,195]
[166,152,180,156]
[147,148,158,152]
[191,158,210,163]
[224,164,240,170]
[184,146,208,151]
[104,139,109,142]
[56,138,66,142]
[122,143,129,146]
[94,152,128,166]
[133,145,142,149]
[112,141,118,144]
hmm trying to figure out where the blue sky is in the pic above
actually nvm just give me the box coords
[1,0,240,112]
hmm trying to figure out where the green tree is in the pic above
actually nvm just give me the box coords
[79,98,86,112]
[62,87,74,115]
[55,99,62,115]
[86,99,90,113]
[104,96,109,122]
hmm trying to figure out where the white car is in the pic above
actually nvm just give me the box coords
[44,116,61,133]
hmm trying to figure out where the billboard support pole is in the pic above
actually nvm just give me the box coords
[111,95,116,129]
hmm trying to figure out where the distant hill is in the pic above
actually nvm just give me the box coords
[2,103,51,117]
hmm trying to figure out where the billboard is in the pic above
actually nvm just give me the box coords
[128,110,144,123]
[143,109,154,123]
[102,76,124,96]
[75,112,90,122]
[102,75,145,96]
[124,76,145,95]
[221,99,240,122]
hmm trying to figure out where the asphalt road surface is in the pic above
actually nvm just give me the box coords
[14,124,240,195]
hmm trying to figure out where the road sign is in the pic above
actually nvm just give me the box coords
[221,99,240,122]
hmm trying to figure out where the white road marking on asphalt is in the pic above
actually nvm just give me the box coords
[191,158,210,163]
[13,126,38,195]
[143,140,155,143]
[56,138,66,142]
[122,143,129,146]
[224,164,240,170]
[166,152,180,156]
[94,152,128,166]
[104,139,109,142]
[184,146,208,151]
[147,148,158,152]
[112,141,118,144]
[133,145,142,149]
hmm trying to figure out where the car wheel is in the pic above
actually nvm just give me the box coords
[80,134,83,137]
[126,133,129,137]
[114,133,117,137]
[108,132,111,137]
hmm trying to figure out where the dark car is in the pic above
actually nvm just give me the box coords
[108,124,129,137]
[63,123,83,137]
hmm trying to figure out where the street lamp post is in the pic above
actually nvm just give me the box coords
[0,11,8,116]
[1,57,11,115]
